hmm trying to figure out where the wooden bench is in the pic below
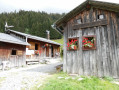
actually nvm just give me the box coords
[26,59,40,65]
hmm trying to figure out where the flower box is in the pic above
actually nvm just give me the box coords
[45,44,49,47]
[67,38,79,51]
[82,35,96,50]
[35,50,39,55]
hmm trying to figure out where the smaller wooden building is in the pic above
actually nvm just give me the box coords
[54,0,119,78]
[0,33,29,68]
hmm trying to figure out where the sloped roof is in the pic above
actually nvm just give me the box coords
[0,33,30,45]
[8,29,61,46]
[55,0,119,27]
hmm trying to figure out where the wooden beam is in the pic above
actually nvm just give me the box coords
[73,19,108,30]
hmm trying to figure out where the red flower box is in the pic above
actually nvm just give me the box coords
[44,44,49,47]
[67,38,79,51]
[82,35,96,50]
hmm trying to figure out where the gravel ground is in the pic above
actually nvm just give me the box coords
[0,58,62,90]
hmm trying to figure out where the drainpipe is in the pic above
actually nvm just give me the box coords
[51,24,63,34]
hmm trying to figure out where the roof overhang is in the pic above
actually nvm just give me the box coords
[0,39,30,46]
[54,0,119,34]
[0,33,30,46]
[8,29,62,46]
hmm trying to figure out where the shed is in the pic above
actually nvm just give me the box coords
[0,33,29,68]
[54,0,119,78]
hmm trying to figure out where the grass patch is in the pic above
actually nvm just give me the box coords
[52,38,64,45]
[33,72,119,90]
[0,77,6,87]
[103,76,114,82]
[0,77,5,82]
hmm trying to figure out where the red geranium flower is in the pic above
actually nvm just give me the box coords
[74,46,77,50]
[82,40,85,42]
[84,38,88,40]
[67,39,78,50]
[88,41,91,43]
[71,40,73,43]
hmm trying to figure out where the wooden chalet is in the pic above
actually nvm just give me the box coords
[0,33,29,68]
[0,28,61,68]
[6,29,61,61]
[54,0,119,78]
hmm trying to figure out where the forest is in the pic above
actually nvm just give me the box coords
[0,10,64,39]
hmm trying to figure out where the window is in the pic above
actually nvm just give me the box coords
[77,18,82,24]
[35,44,38,50]
[82,35,96,50]
[67,38,79,51]
[98,14,104,20]
[11,50,17,55]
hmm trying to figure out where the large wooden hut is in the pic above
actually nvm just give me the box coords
[0,28,61,68]
[54,0,119,78]
[6,29,61,61]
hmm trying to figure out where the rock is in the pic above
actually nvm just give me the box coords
[112,81,119,85]
[72,77,76,80]
[37,84,42,88]
[55,64,63,72]
[65,77,70,80]
[69,74,78,77]
[57,77,64,79]
[40,60,48,64]
[77,78,83,81]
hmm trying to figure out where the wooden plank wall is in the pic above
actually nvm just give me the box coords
[52,45,60,57]
[63,8,119,78]
[27,39,60,58]
[0,42,26,68]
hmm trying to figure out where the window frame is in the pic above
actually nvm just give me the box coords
[97,14,104,20]
[77,18,82,24]
[11,49,17,55]
[82,35,96,50]
[67,37,79,51]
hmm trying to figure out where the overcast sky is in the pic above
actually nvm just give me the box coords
[0,0,119,14]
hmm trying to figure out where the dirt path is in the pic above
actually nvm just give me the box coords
[0,58,62,90]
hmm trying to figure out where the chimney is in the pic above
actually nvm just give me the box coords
[46,30,50,39]
[5,22,14,33]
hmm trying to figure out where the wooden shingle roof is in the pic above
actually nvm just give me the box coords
[55,0,119,28]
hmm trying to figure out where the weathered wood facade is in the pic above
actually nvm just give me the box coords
[0,32,29,68]
[54,0,119,78]
[26,38,60,60]
[7,29,61,61]
[0,42,26,68]
[0,28,61,68]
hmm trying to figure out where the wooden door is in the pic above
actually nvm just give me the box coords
[46,47,49,57]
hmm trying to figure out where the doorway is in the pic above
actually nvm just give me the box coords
[46,47,49,57]
[35,44,38,50]
[51,46,54,57]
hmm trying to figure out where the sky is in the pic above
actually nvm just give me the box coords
[0,0,119,14]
